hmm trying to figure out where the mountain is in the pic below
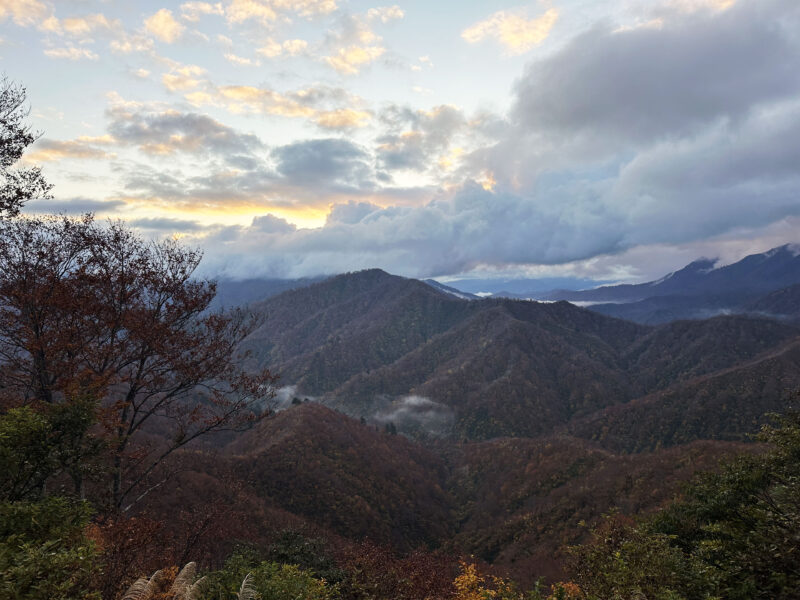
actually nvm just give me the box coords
[447,435,749,583]
[437,276,608,297]
[541,245,800,304]
[133,265,800,583]
[141,401,754,584]
[587,293,747,325]
[239,269,800,442]
[423,279,480,300]
[227,402,454,551]
[567,337,800,452]
[744,283,800,321]
[208,276,328,310]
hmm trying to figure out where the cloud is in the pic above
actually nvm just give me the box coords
[144,9,185,43]
[271,138,374,188]
[223,52,260,66]
[180,2,224,22]
[26,136,115,162]
[366,6,404,23]
[462,7,558,55]
[187,82,371,129]
[667,0,737,14]
[130,217,206,231]
[43,47,99,61]
[110,31,155,54]
[161,64,207,91]
[322,13,387,74]
[314,108,371,129]
[106,103,265,160]
[224,0,337,25]
[212,85,317,117]
[184,181,625,279]
[410,55,433,72]
[251,213,297,234]
[325,45,385,74]
[0,0,51,28]
[376,104,466,172]
[61,13,119,36]
[511,1,800,152]
[372,395,454,437]
[256,38,308,58]
[325,200,380,224]
[23,197,127,215]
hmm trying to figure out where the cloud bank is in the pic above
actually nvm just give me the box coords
[18,0,800,283]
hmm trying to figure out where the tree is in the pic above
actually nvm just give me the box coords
[0,400,101,501]
[199,550,336,600]
[568,514,711,600]
[567,410,800,600]
[649,411,800,600]
[0,497,100,600]
[0,214,277,509]
[0,77,52,217]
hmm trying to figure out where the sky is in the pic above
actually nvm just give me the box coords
[2,0,800,284]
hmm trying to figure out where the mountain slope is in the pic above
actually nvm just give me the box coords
[569,338,800,452]
[240,270,474,392]
[227,402,454,550]
[239,269,800,443]
[542,244,800,304]
[745,283,800,320]
[447,435,751,582]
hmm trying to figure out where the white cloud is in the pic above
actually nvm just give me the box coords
[110,31,155,54]
[0,0,51,28]
[62,14,118,36]
[144,9,185,43]
[322,12,389,74]
[224,0,337,25]
[325,45,385,74]
[257,38,308,58]
[43,47,100,61]
[224,52,261,66]
[180,1,224,22]
[462,7,558,55]
[366,5,404,23]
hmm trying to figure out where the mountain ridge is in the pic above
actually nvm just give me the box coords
[239,268,800,442]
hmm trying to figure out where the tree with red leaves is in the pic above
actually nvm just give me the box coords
[0,214,276,509]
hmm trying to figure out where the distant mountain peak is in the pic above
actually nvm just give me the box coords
[764,243,800,258]
[541,243,800,309]
[671,257,718,279]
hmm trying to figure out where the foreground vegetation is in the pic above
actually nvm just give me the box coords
[3,401,799,598]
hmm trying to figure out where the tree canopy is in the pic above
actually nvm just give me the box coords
[0,214,277,508]
[0,77,51,217]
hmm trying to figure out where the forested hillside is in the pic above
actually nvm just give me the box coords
[240,269,800,443]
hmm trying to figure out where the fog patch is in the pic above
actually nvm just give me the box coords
[372,395,454,437]
[271,385,317,412]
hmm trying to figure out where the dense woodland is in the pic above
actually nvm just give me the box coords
[3,79,800,599]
